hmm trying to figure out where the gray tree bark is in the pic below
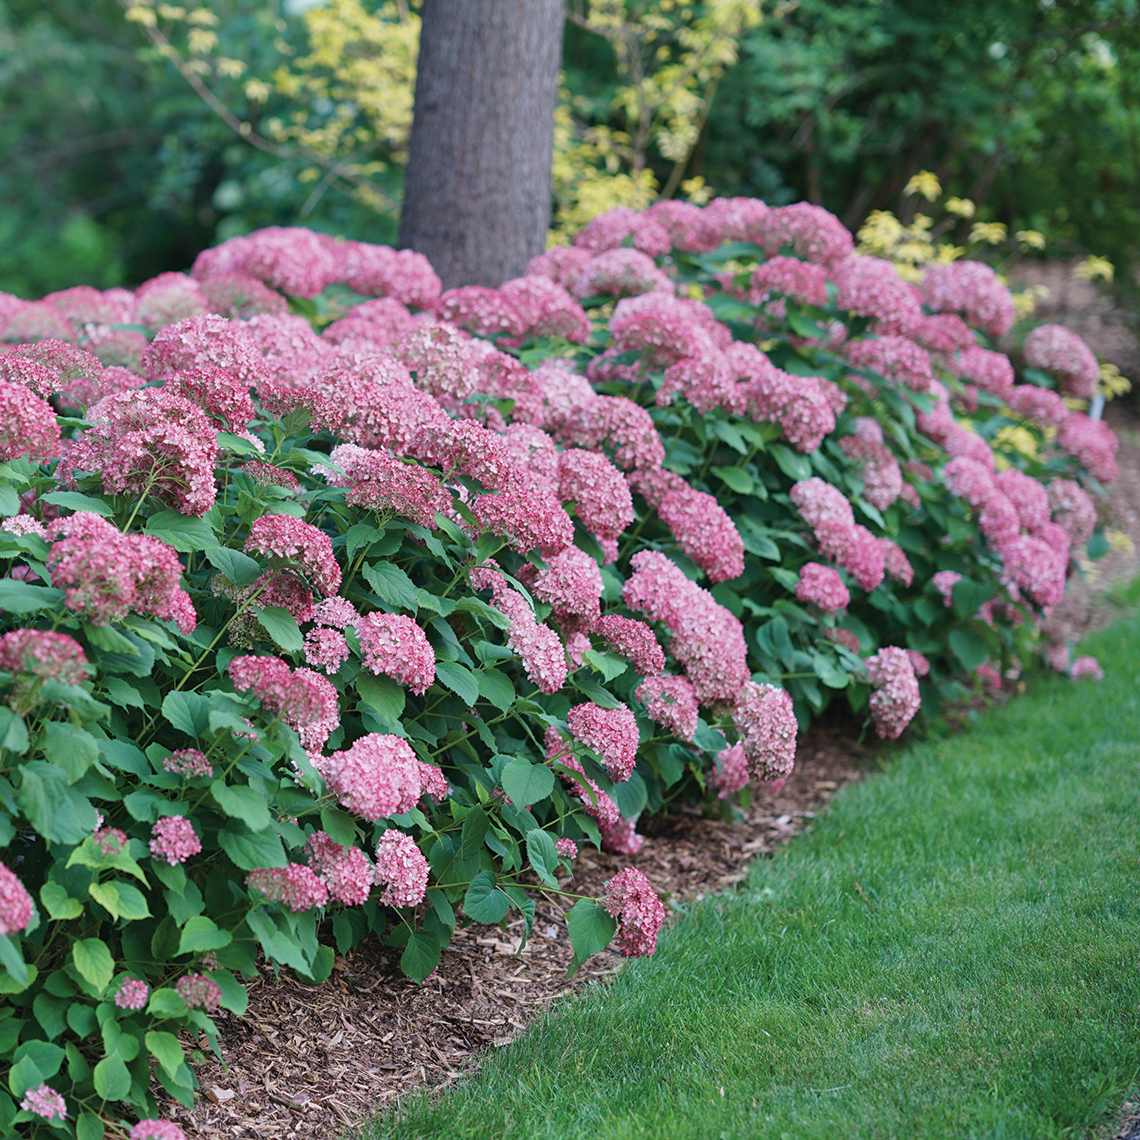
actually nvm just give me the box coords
[398,0,565,290]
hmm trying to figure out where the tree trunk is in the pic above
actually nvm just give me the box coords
[398,0,565,290]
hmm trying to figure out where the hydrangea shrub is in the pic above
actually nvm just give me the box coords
[0,202,1112,1136]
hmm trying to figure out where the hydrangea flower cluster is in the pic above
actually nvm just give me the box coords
[795,562,850,612]
[246,864,329,911]
[305,831,374,906]
[0,629,88,686]
[228,656,339,752]
[732,682,798,781]
[602,867,666,957]
[320,733,423,821]
[864,648,922,739]
[566,701,640,783]
[19,1084,67,1122]
[114,978,150,1010]
[129,1120,187,1140]
[149,816,201,865]
[246,514,341,597]
[0,860,34,936]
[373,830,430,908]
[357,613,436,694]
[175,973,222,1012]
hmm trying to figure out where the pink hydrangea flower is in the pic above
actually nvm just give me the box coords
[313,596,361,630]
[305,831,374,906]
[844,335,933,393]
[600,816,644,855]
[373,830,429,908]
[593,615,665,676]
[245,514,341,597]
[417,762,448,801]
[556,393,665,472]
[755,202,854,267]
[65,388,218,516]
[602,867,665,957]
[1056,414,1119,484]
[546,727,621,828]
[879,539,914,587]
[149,816,201,865]
[574,248,672,300]
[114,978,150,1010]
[0,860,34,936]
[526,245,596,290]
[0,382,61,462]
[19,1084,67,1122]
[567,702,640,784]
[795,562,850,612]
[634,673,699,741]
[833,255,922,336]
[322,734,423,821]
[228,656,340,753]
[711,742,751,800]
[1069,655,1103,680]
[304,626,350,675]
[732,682,797,781]
[129,1120,187,1140]
[357,613,436,695]
[976,664,1002,692]
[573,205,672,257]
[1000,534,1067,608]
[920,260,1016,338]
[1023,324,1099,399]
[492,588,568,694]
[327,443,451,528]
[163,748,212,778]
[657,483,745,582]
[174,973,222,1012]
[932,570,962,607]
[556,838,579,859]
[906,649,931,677]
[246,864,329,911]
[557,448,635,559]
[623,550,750,705]
[0,629,88,685]
[746,256,829,306]
[865,647,921,739]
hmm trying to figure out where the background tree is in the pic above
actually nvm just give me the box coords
[397,0,565,288]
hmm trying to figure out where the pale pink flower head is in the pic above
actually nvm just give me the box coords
[0,383,61,462]
[1023,324,1099,399]
[557,448,634,559]
[842,436,902,512]
[149,816,201,865]
[304,626,350,675]
[933,570,962,607]
[994,468,1051,532]
[134,271,209,332]
[567,702,640,784]
[833,255,922,336]
[393,324,482,402]
[336,242,442,307]
[3,302,76,344]
[795,562,850,612]
[1007,383,1070,427]
[573,205,672,257]
[357,613,436,695]
[314,595,361,630]
[557,393,665,472]
[520,545,604,627]
[602,867,665,957]
[492,588,569,694]
[593,615,665,676]
[711,742,751,800]
[1069,654,1103,681]
[129,1120,187,1140]
[228,656,340,752]
[844,335,933,393]
[194,226,339,298]
[546,727,620,828]
[322,733,423,821]
[373,830,429,908]
[878,538,914,587]
[756,202,854,267]
[920,260,1017,338]
[305,831,374,906]
[0,629,88,686]
[499,275,591,343]
[114,977,150,1010]
[864,647,921,739]
[163,748,212,778]
[163,364,255,433]
[1047,479,1096,548]
[976,664,1002,692]
[634,673,699,741]
[46,284,119,326]
[658,483,745,583]
[1056,415,1119,484]
[19,1084,67,1122]
[328,443,450,527]
[175,972,221,1012]
[906,649,931,677]
[732,682,797,781]
[695,196,770,246]
[746,256,829,307]
[0,861,34,936]
[526,245,595,290]
[957,345,1015,401]
[200,272,288,320]
[143,314,264,386]
[245,513,341,597]
[574,248,673,300]
[0,353,57,398]
[245,864,329,912]
[1001,534,1067,608]
[67,388,218,516]
[600,817,644,855]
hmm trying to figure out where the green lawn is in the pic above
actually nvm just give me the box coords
[371,618,1140,1140]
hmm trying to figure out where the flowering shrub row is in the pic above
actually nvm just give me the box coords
[0,197,1112,1137]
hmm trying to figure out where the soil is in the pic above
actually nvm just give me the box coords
[162,273,1140,1140]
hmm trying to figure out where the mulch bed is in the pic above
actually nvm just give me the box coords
[162,724,870,1139]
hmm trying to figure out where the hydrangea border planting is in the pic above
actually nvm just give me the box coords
[0,199,1111,1137]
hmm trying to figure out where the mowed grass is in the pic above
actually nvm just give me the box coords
[370,619,1140,1140]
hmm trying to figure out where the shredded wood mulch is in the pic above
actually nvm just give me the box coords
[161,725,869,1140]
